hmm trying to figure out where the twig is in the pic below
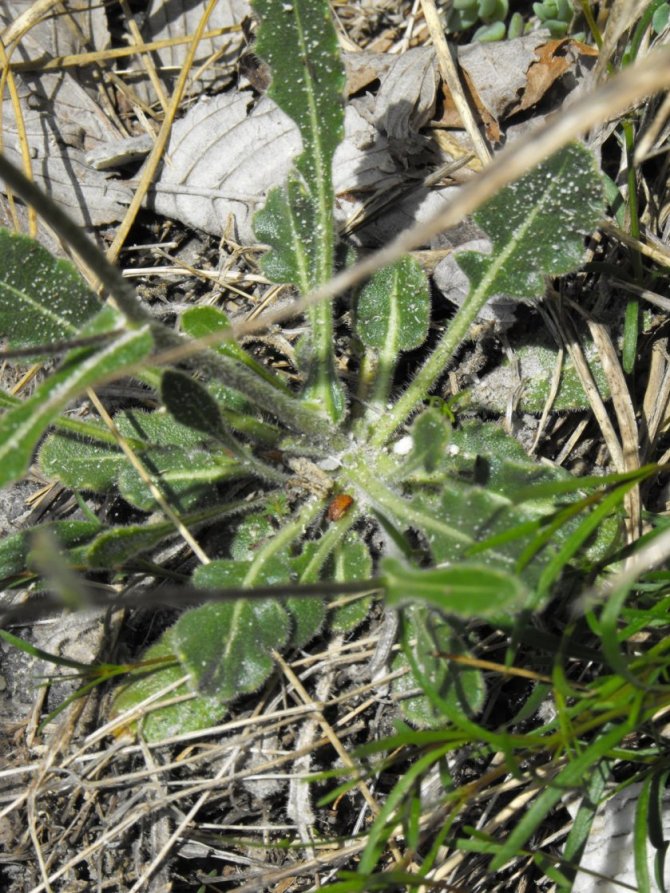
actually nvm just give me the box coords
[420,0,492,164]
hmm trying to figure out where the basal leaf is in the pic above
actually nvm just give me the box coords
[330,533,373,633]
[457,142,605,301]
[392,605,486,728]
[0,324,153,488]
[356,257,430,353]
[0,519,101,585]
[111,633,229,741]
[180,559,292,698]
[253,179,320,291]
[115,408,205,449]
[85,520,180,569]
[39,430,124,492]
[85,501,254,569]
[117,446,240,512]
[399,408,451,477]
[252,0,344,203]
[161,369,224,440]
[181,305,290,394]
[382,558,529,617]
[0,228,100,351]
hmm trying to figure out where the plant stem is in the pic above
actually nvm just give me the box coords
[367,283,491,448]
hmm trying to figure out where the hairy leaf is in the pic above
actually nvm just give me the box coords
[253,178,321,291]
[39,431,124,492]
[457,142,604,301]
[382,558,529,617]
[392,605,486,728]
[85,499,258,569]
[181,559,292,698]
[161,369,225,440]
[330,533,373,633]
[181,305,290,393]
[0,319,153,488]
[117,446,240,512]
[0,228,101,351]
[0,519,101,586]
[252,0,344,202]
[356,257,430,353]
[111,632,229,742]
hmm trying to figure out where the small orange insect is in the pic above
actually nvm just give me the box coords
[326,493,354,522]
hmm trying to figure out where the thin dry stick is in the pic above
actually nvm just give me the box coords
[106,0,221,262]
[0,0,61,46]
[118,0,170,114]
[8,27,240,72]
[0,39,37,236]
[542,300,625,470]
[593,0,651,80]
[600,218,670,268]
[86,388,210,564]
[272,649,407,861]
[530,346,564,453]
[635,90,670,163]
[582,313,641,538]
[420,0,492,164]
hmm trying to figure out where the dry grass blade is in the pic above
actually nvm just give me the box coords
[105,0,221,263]
[0,0,61,47]
[420,0,492,164]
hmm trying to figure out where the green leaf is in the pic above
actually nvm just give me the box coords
[489,722,634,871]
[0,519,101,585]
[181,305,291,394]
[253,179,320,292]
[173,598,289,699]
[457,142,605,301]
[161,369,224,440]
[356,257,430,352]
[330,533,373,633]
[111,633,229,742]
[181,559,292,698]
[117,446,240,512]
[382,558,529,617]
[368,417,572,591]
[286,590,326,648]
[39,430,124,492]
[0,322,153,488]
[468,339,612,414]
[230,514,275,561]
[0,228,100,351]
[400,408,451,476]
[115,408,204,449]
[85,501,256,569]
[252,0,344,204]
[392,605,486,728]
[356,257,431,408]
[369,145,607,446]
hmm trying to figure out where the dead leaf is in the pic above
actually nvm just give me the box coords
[144,60,455,247]
[343,51,394,97]
[1,26,132,228]
[2,0,109,61]
[438,34,548,139]
[145,93,300,243]
[511,38,599,115]
[128,0,251,102]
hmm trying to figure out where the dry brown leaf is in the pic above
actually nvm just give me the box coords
[512,38,599,115]
[438,34,548,139]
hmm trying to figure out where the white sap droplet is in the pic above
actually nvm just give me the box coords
[393,436,413,456]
